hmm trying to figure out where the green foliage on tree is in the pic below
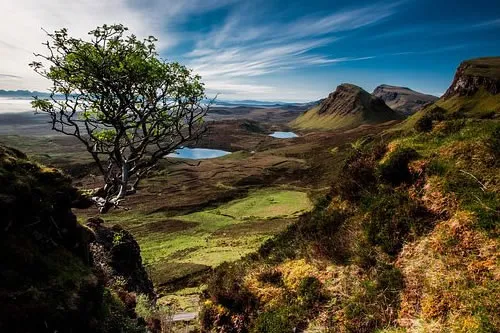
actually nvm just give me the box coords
[30,24,210,212]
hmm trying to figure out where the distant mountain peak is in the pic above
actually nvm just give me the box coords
[292,83,402,130]
[373,84,438,116]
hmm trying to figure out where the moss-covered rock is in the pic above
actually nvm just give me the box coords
[0,145,148,332]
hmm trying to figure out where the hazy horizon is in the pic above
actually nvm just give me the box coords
[1,0,499,102]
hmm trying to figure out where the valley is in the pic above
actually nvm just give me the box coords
[1,56,499,332]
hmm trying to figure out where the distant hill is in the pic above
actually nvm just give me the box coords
[0,89,51,98]
[373,84,438,116]
[292,83,403,130]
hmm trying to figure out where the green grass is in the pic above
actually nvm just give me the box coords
[99,189,313,286]
[291,106,363,130]
[461,57,500,79]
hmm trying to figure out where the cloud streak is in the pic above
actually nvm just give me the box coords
[183,1,403,100]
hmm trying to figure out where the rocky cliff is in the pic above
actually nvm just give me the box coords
[0,145,153,332]
[443,57,500,98]
[373,84,438,115]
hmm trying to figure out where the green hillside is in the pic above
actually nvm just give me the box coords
[292,84,403,131]
[201,60,500,332]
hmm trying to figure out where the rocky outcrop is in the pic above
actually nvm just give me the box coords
[318,83,395,117]
[87,218,155,298]
[373,84,438,115]
[0,145,151,332]
[443,57,500,98]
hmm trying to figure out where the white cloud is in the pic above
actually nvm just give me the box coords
[1,0,402,101]
[0,0,235,91]
[184,2,402,100]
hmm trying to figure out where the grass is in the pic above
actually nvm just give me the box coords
[291,106,364,131]
[99,189,312,287]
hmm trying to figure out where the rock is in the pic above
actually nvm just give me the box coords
[87,219,155,298]
[373,84,438,116]
[443,57,500,98]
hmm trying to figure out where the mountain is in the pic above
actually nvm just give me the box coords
[429,57,500,118]
[292,83,403,130]
[0,89,51,98]
[201,57,500,332]
[372,84,438,115]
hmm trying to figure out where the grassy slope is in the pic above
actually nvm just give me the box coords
[462,57,500,78]
[291,106,364,130]
[102,188,312,283]
[201,100,500,332]
[292,103,401,131]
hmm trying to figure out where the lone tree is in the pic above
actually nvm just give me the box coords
[30,24,209,212]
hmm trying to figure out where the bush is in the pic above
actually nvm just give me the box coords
[257,269,283,286]
[487,125,500,159]
[337,151,377,201]
[378,147,419,186]
[298,276,323,307]
[341,265,403,332]
[363,189,430,255]
[414,107,446,132]
[251,306,304,333]
[205,262,258,313]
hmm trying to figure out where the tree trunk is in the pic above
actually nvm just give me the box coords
[116,163,129,199]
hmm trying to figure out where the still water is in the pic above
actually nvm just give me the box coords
[167,147,231,159]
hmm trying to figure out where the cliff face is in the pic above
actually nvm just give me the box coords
[0,145,153,332]
[373,84,438,115]
[443,57,500,98]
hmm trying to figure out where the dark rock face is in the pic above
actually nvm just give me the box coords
[443,57,500,98]
[87,218,155,298]
[318,83,400,118]
[372,85,438,116]
[0,145,151,333]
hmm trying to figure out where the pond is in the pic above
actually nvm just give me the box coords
[166,147,231,159]
[269,131,299,138]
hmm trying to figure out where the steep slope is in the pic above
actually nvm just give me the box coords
[292,83,403,130]
[373,84,438,115]
[201,59,500,332]
[435,57,500,117]
[0,146,154,332]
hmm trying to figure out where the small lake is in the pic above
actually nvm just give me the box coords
[269,131,298,139]
[167,147,231,159]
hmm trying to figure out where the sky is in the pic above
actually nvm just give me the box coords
[1,0,499,102]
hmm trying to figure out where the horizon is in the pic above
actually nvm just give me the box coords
[1,0,500,102]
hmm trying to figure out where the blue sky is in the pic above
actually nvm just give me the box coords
[1,0,500,101]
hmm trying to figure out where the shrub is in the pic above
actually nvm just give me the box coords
[378,147,419,186]
[337,151,377,201]
[487,125,500,159]
[205,262,258,313]
[297,276,323,307]
[257,269,283,286]
[251,306,304,333]
[414,107,446,132]
[363,189,431,255]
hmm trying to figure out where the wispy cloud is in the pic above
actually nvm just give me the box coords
[370,17,500,40]
[0,0,235,90]
[0,73,22,79]
[184,1,403,100]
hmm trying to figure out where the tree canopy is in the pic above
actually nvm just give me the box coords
[30,24,209,212]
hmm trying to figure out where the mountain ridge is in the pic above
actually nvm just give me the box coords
[292,83,403,130]
[373,84,438,115]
